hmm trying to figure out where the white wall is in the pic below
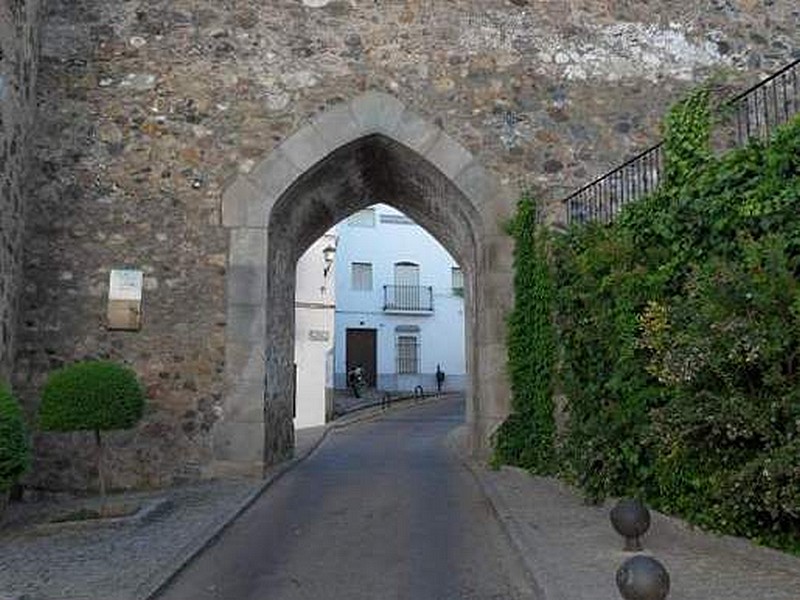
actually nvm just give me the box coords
[333,204,466,393]
[294,232,336,428]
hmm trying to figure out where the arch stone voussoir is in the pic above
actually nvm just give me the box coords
[393,108,443,157]
[247,148,302,214]
[454,161,503,213]
[350,91,405,134]
[422,131,474,182]
[309,103,363,151]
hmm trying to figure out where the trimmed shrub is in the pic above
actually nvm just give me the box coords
[0,382,30,492]
[39,361,145,505]
[39,361,144,433]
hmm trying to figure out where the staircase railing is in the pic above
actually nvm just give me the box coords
[563,59,800,225]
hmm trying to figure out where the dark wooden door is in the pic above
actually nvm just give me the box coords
[346,328,377,387]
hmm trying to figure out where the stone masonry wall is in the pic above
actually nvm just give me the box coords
[0,0,40,383]
[15,0,799,490]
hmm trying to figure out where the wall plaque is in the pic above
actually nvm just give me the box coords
[308,329,330,342]
[107,269,143,330]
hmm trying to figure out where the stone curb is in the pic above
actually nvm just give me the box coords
[139,396,443,600]
[463,460,562,600]
[34,497,173,534]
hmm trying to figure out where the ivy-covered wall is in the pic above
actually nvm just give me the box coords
[497,96,800,554]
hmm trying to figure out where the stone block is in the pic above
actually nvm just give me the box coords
[221,176,266,228]
[423,132,474,181]
[212,420,265,464]
[226,304,266,343]
[311,103,363,151]
[222,378,266,423]
[225,341,267,382]
[350,92,405,135]
[248,149,302,209]
[454,161,501,213]
[227,265,266,305]
[229,228,268,267]
[393,109,442,156]
[275,123,331,173]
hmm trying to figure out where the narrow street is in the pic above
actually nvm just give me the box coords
[156,396,536,600]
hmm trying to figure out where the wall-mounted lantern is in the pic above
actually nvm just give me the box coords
[322,245,336,278]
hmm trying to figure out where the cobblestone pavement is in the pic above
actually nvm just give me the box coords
[0,479,260,600]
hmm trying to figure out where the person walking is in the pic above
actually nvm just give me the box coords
[435,364,445,395]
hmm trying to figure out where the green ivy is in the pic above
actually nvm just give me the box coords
[0,382,30,492]
[662,87,712,186]
[493,196,556,473]
[497,84,800,555]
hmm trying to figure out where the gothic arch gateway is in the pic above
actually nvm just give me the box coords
[215,92,514,476]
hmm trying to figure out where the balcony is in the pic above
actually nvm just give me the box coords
[383,285,434,314]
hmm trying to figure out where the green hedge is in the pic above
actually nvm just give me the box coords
[0,382,30,492]
[496,91,800,553]
[39,361,145,433]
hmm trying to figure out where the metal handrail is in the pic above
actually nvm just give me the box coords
[562,58,800,225]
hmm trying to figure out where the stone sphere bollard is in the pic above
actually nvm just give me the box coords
[610,498,651,551]
[616,555,670,600]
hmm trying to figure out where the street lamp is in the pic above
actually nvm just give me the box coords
[323,245,336,277]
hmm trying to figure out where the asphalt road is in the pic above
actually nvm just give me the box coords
[156,396,537,600]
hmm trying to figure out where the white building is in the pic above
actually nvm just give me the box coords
[293,232,337,429]
[333,204,466,394]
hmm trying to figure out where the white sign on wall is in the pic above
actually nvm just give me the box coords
[109,270,143,301]
[107,269,144,330]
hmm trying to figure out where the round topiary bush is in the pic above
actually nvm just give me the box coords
[39,360,145,433]
[39,361,145,506]
[0,382,30,493]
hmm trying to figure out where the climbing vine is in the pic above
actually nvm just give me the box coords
[493,196,556,474]
[495,87,800,555]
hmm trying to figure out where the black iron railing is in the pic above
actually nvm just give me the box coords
[729,59,800,145]
[565,143,664,225]
[383,285,434,312]
[563,59,800,225]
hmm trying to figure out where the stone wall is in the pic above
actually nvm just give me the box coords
[0,0,40,383]
[15,0,799,489]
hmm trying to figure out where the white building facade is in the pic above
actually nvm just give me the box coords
[333,204,466,394]
[293,232,337,429]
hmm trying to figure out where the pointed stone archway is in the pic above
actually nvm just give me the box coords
[214,92,515,477]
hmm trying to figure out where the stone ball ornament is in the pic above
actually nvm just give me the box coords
[616,555,670,600]
[610,498,651,551]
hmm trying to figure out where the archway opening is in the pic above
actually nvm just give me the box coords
[215,94,512,477]
[264,134,481,464]
[293,204,468,432]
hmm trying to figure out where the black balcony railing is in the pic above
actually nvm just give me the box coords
[563,58,800,225]
[383,285,434,312]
